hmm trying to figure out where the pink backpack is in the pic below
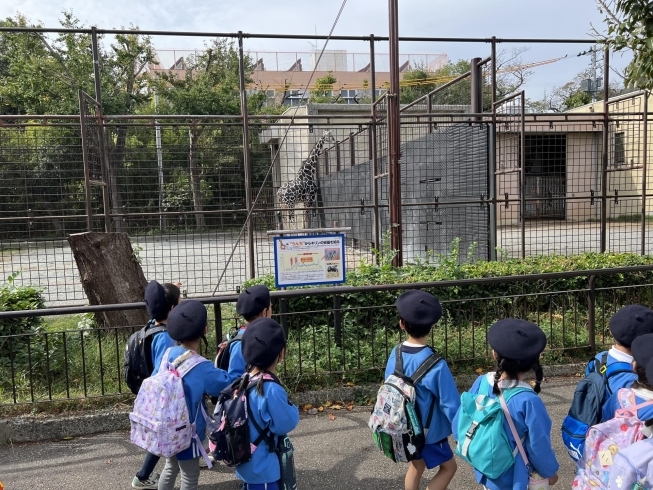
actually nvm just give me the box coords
[572,388,653,490]
[129,348,213,465]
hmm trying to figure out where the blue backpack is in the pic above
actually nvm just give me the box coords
[455,375,532,479]
[561,352,632,462]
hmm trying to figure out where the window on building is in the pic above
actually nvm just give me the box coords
[340,89,358,104]
[614,132,626,166]
[284,90,305,106]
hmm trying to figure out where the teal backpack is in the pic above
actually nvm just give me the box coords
[455,375,532,479]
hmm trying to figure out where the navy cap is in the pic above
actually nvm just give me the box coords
[237,285,271,319]
[144,280,166,319]
[167,300,207,342]
[487,318,547,362]
[609,305,653,348]
[396,290,442,327]
[631,333,653,372]
[646,358,653,387]
[241,317,286,368]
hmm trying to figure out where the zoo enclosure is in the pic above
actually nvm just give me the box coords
[0,27,652,304]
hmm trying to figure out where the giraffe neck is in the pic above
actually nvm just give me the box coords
[301,135,327,171]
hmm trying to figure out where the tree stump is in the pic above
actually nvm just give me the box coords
[68,232,149,328]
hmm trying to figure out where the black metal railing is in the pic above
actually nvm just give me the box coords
[2,265,653,405]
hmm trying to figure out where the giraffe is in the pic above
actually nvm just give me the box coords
[277,130,336,228]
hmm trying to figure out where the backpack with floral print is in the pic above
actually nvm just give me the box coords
[130,348,212,465]
[572,388,653,490]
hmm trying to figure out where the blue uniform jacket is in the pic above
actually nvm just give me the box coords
[158,346,236,460]
[384,344,460,445]
[602,387,653,422]
[452,374,559,490]
[235,374,300,484]
[227,326,248,380]
[150,325,175,374]
[586,349,637,395]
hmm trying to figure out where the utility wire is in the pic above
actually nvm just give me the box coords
[212,0,348,294]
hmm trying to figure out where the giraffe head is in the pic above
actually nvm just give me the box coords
[322,130,336,145]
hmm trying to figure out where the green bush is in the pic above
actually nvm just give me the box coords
[0,271,45,356]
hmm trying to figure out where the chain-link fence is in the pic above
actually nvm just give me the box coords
[1,26,651,305]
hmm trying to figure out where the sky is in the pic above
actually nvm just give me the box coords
[0,0,632,100]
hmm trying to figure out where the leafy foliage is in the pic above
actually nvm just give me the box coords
[0,271,45,372]
[309,72,338,104]
[597,0,653,89]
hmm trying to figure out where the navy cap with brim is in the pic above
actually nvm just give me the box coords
[609,305,653,348]
[144,280,166,319]
[396,290,442,327]
[167,300,207,342]
[631,333,653,372]
[487,318,547,362]
[237,285,271,319]
[241,317,286,368]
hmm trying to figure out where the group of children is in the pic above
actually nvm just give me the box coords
[130,282,295,490]
[128,279,653,490]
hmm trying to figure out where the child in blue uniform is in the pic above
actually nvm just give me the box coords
[157,300,236,490]
[587,305,653,399]
[453,318,560,490]
[229,285,272,379]
[132,281,180,489]
[235,317,300,490]
[384,290,459,490]
[602,332,653,425]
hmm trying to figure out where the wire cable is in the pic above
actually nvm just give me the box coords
[212,0,349,294]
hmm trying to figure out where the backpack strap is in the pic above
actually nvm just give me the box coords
[245,376,279,452]
[393,344,443,430]
[498,389,531,473]
[157,347,175,374]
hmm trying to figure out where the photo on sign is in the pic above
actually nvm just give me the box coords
[326,262,340,278]
[324,248,341,261]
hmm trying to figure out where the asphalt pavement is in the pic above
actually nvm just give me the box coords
[0,376,579,490]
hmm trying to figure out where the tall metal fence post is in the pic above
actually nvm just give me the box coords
[471,57,482,121]
[600,46,610,253]
[641,94,648,256]
[91,26,112,234]
[333,294,343,354]
[79,91,94,232]
[214,303,223,352]
[488,38,498,261]
[388,0,403,266]
[588,275,598,353]
[238,31,256,279]
[520,91,526,259]
[370,35,376,105]
[369,35,380,256]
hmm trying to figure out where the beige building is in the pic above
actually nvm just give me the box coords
[496,92,652,225]
[149,49,449,106]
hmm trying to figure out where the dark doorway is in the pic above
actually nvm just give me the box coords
[524,134,566,219]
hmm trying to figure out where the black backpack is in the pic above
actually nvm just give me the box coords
[123,320,167,395]
[209,373,279,466]
[214,328,244,371]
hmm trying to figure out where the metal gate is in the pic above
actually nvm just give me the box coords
[78,89,110,232]
[524,175,566,219]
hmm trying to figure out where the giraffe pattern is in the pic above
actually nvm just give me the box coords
[277,130,336,227]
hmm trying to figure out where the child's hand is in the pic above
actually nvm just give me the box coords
[548,473,559,485]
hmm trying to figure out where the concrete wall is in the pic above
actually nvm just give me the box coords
[315,123,489,262]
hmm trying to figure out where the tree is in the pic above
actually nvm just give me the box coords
[399,48,533,109]
[0,11,154,233]
[595,0,653,89]
[309,72,338,104]
[529,68,623,112]
[150,39,252,230]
